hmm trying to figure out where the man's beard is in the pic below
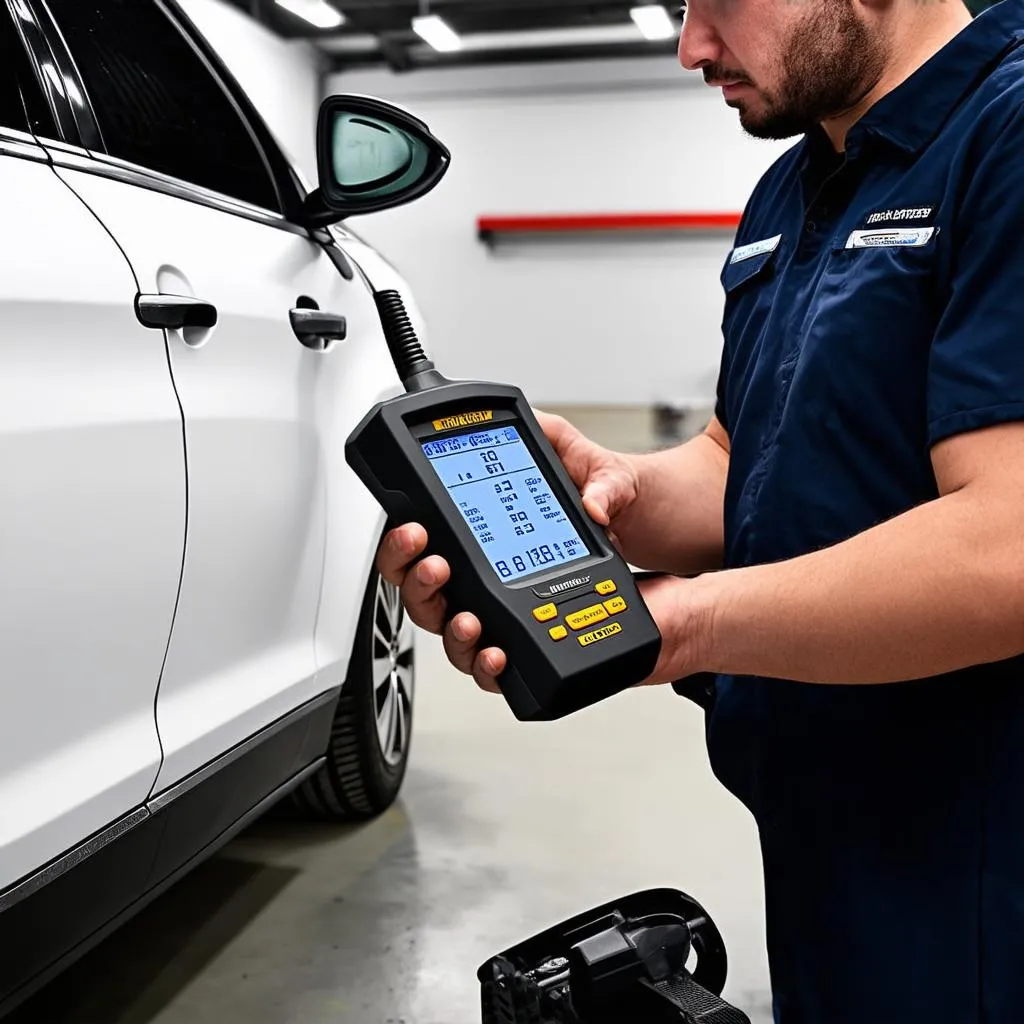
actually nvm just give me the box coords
[706,0,888,140]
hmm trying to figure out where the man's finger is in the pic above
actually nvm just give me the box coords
[582,486,612,527]
[377,523,428,586]
[472,647,506,694]
[443,612,483,675]
[400,554,451,633]
[535,410,578,459]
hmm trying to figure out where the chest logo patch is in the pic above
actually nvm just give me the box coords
[864,206,933,225]
[845,227,935,250]
[729,234,782,264]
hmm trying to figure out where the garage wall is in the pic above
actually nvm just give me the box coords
[325,59,792,407]
[180,0,323,182]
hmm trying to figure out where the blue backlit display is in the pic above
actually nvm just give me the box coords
[422,425,590,583]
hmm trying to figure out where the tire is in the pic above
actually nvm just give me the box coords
[294,567,415,821]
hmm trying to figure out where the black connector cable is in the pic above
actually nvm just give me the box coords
[373,288,447,393]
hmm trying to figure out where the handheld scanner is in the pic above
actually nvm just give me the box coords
[346,292,661,721]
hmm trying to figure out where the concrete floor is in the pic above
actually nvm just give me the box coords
[13,409,772,1024]
[12,639,772,1024]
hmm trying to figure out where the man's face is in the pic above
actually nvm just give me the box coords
[678,0,889,139]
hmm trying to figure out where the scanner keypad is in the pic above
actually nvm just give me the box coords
[542,580,628,643]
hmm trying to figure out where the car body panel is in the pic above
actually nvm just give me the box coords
[54,163,361,792]
[0,137,184,891]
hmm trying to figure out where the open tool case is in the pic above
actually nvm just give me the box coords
[478,888,750,1023]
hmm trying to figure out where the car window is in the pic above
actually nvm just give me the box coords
[0,11,29,133]
[45,0,281,212]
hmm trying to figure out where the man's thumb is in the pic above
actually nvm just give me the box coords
[582,483,613,526]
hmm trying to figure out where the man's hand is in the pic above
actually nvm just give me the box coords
[376,522,506,694]
[534,411,643,554]
[540,413,730,576]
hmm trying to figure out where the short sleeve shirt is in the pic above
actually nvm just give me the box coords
[706,2,1024,1020]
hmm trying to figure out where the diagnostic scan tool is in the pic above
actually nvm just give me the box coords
[346,292,662,721]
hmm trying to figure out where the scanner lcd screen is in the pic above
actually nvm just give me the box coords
[422,424,590,583]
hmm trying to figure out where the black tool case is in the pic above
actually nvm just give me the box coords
[478,888,750,1023]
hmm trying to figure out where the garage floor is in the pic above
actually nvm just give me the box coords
[12,410,773,1024]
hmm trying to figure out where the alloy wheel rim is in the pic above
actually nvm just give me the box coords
[372,575,414,767]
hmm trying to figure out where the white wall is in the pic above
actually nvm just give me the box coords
[181,0,323,182]
[325,58,791,407]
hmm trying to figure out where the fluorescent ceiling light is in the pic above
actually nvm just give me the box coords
[412,14,463,52]
[630,4,677,40]
[317,33,379,53]
[275,0,345,30]
[457,25,647,52]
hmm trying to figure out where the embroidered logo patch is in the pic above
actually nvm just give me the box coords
[864,206,933,226]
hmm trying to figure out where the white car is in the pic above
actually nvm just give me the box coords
[0,0,449,1014]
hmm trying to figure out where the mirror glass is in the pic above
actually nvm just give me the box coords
[313,95,451,222]
[331,113,426,195]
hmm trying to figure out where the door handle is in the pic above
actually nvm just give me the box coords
[136,294,218,330]
[290,308,347,351]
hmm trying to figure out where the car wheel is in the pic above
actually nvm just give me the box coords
[294,568,415,821]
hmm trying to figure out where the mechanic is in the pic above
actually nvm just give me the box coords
[379,0,1024,1020]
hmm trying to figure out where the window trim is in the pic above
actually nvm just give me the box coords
[1,1,56,139]
[30,0,311,229]
[161,0,310,222]
[29,0,103,150]
[0,125,47,162]
[45,142,313,237]
[5,0,92,147]
[0,2,36,137]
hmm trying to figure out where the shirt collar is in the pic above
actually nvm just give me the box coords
[851,0,1024,155]
[798,0,1024,167]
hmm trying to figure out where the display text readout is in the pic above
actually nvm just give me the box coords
[423,425,590,583]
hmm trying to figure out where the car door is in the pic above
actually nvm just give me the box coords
[40,0,394,792]
[0,10,183,892]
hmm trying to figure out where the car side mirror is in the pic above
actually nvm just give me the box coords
[304,95,451,227]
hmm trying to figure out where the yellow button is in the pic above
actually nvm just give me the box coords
[595,580,617,596]
[566,603,610,631]
[578,622,623,647]
[549,625,569,642]
[604,596,628,615]
[533,603,558,623]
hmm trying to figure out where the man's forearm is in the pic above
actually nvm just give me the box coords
[688,485,1024,684]
[618,431,729,575]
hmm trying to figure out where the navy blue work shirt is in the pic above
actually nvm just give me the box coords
[705,2,1024,1021]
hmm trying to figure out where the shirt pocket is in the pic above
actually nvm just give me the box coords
[721,245,780,293]
[720,243,783,351]
[720,243,784,431]
[799,238,942,450]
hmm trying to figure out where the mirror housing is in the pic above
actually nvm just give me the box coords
[304,95,451,227]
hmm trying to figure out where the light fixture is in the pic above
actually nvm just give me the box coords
[274,0,345,30]
[630,4,677,40]
[412,13,463,52]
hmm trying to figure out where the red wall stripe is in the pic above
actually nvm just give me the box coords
[477,212,742,234]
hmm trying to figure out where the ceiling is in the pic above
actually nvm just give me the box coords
[226,0,1003,74]
[226,0,682,71]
